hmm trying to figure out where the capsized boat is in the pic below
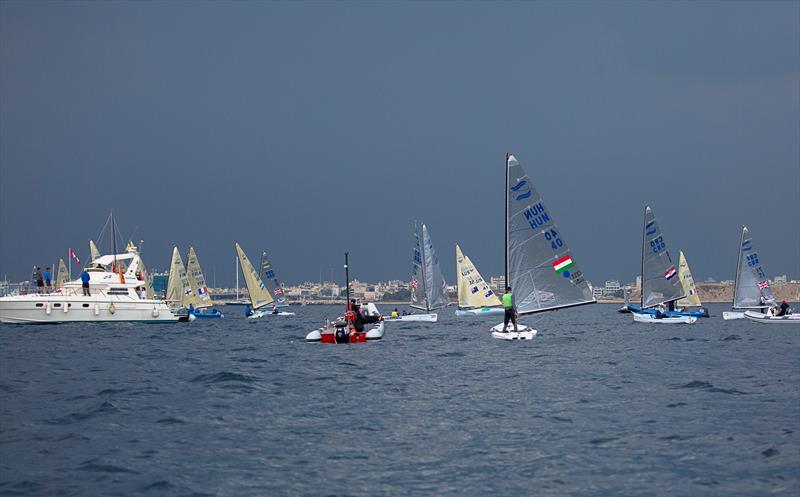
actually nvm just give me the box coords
[491,154,596,339]
[723,226,777,320]
[235,243,274,319]
[630,206,694,325]
[305,253,384,343]
[389,222,449,323]
[185,247,223,318]
[454,244,503,317]
[0,222,177,324]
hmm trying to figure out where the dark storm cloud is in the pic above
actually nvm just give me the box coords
[1,1,797,286]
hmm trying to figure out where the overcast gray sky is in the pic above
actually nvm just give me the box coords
[1,1,798,286]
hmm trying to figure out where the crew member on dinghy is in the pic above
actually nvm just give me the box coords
[777,301,790,317]
[501,287,518,333]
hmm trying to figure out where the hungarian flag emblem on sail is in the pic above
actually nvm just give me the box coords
[664,266,677,280]
[552,255,574,273]
[758,280,770,290]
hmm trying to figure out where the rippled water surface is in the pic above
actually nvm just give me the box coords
[1,303,798,496]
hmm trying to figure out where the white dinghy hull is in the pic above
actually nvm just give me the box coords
[455,307,504,317]
[384,313,437,323]
[490,322,537,340]
[633,312,697,324]
[722,311,745,320]
[744,311,800,325]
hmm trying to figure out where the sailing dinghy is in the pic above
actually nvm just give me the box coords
[723,226,778,320]
[258,251,295,316]
[671,251,709,317]
[235,243,274,319]
[454,244,503,317]
[385,222,449,323]
[629,206,694,324]
[185,247,223,318]
[306,253,384,343]
[492,154,595,339]
[165,247,197,321]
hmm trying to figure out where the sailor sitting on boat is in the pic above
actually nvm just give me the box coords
[776,301,791,317]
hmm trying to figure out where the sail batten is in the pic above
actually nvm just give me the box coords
[732,226,775,309]
[236,243,273,310]
[186,247,213,308]
[676,251,702,308]
[505,155,595,313]
[456,245,501,309]
[640,206,685,308]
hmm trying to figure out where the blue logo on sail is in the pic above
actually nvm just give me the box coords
[742,240,752,252]
[645,221,656,236]
[510,180,531,201]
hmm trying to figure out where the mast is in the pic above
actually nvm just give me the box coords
[640,206,646,307]
[504,153,509,288]
[732,225,746,309]
[344,252,350,311]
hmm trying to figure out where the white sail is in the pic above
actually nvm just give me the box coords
[456,244,501,309]
[676,251,702,307]
[733,226,776,309]
[55,259,70,289]
[410,222,449,311]
[640,206,684,308]
[139,258,155,299]
[89,240,101,262]
[166,247,193,307]
[236,243,273,310]
[506,154,595,314]
[259,251,288,307]
[186,247,213,308]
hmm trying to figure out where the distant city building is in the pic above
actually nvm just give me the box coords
[592,287,605,299]
[772,275,787,285]
[635,276,641,290]
[704,277,717,283]
[604,280,621,293]
[490,276,506,291]
[719,280,734,286]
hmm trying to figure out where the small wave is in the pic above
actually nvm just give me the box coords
[190,372,256,384]
[233,358,269,363]
[722,335,741,341]
[675,380,747,395]
[436,352,465,358]
[156,416,186,425]
[762,447,780,457]
[78,458,139,474]
[97,388,127,396]
[666,402,687,408]
[46,401,121,425]
[589,437,618,445]
[550,416,573,423]
[139,480,179,492]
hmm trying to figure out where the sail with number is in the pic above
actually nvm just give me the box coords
[236,243,273,310]
[732,226,775,309]
[505,154,595,314]
[55,259,69,289]
[89,240,101,262]
[676,251,701,307]
[410,222,449,311]
[166,247,195,307]
[259,251,287,308]
[186,247,213,308]
[456,244,501,309]
[640,206,684,308]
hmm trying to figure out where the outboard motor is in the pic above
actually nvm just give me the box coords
[334,323,349,344]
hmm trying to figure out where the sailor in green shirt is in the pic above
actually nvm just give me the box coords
[501,286,518,333]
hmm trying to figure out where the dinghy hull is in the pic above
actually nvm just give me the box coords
[490,322,537,340]
[744,311,800,324]
[455,307,504,317]
[633,312,696,324]
[383,313,437,323]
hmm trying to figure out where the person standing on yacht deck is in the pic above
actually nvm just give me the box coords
[81,269,91,296]
[44,267,52,291]
[35,267,44,292]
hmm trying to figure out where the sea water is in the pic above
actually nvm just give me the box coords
[1,303,798,496]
